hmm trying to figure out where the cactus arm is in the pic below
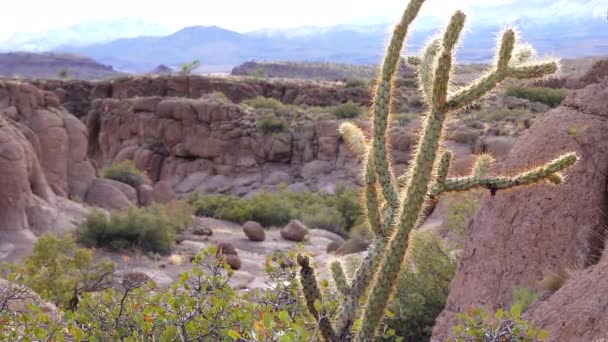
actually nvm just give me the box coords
[339,122,385,236]
[430,152,577,197]
[334,238,386,335]
[330,261,351,296]
[506,60,558,79]
[435,151,452,184]
[297,255,337,341]
[418,37,442,101]
[355,11,466,342]
[370,0,425,212]
[446,30,557,112]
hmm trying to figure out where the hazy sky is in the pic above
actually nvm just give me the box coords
[0,0,604,41]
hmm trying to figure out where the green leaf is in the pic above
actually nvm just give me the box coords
[537,330,549,341]
[227,330,241,340]
[494,308,503,319]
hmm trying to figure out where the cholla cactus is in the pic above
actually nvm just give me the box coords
[297,0,577,340]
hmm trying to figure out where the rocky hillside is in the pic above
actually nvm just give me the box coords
[431,77,608,341]
[0,52,122,80]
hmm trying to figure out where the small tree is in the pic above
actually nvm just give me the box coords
[57,68,69,79]
[181,59,201,75]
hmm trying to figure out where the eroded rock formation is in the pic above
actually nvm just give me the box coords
[432,80,608,341]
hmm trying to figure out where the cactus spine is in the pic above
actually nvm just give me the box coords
[298,0,577,340]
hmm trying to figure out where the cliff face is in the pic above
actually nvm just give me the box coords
[29,75,373,119]
[432,79,608,341]
[85,95,421,197]
[0,81,93,259]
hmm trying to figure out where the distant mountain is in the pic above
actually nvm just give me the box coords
[0,18,171,52]
[0,52,123,80]
[57,16,607,74]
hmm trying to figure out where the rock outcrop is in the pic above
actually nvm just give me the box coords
[432,80,608,341]
[86,95,396,196]
[0,81,95,259]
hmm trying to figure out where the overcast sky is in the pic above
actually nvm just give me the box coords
[0,0,604,41]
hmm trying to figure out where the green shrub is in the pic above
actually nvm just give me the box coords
[101,160,145,187]
[443,192,481,240]
[0,233,114,309]
[396,77,418,87]
[189,187,362,234]
[77,202,193,254]
[511,287,539,313]
[385,231,457,342]
[0,246,320,341]
[506,86,567,108]
[256,113,290,134]
[450,307,548,341]
[344,78,368,88]
[473,108,531,122]
[200,91,230,103]
[242,96,285,111]
[331,101,363,119]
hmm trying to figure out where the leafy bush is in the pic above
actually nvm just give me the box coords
[450,307,548,341]
[396,77,418,87]
[344,78,368,88]
[332,101,364,119]
[256,113,290,134]
[474,108,531,122]
[385,231,458,342]
[180,59,200,75]
[443,192,481,240]
[200,91,230,103]
[506,86,567,108]
[0,246,321,341]
[0,233,114,309]
[101,160,145,187]
[242,96,286,111]
[242,96,296,119]
[77,201,194,254]
[189,186,362,235]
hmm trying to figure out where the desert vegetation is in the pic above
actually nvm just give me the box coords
[3,0,603,340]
[189,186,361,235]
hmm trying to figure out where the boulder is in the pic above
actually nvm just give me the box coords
[84,179,133,211]
[224,254,242,270]
[217,241,237,255]
[326,241,341,254]
[137,184,154,206]
[280,220,309,242]
[152,180,177,204]
[243,221,265,242]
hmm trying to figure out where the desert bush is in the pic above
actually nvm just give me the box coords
[474,108,531,122]
[0,233,114,309]
[180,59,200,75]
[200,91,230,103]
[100,160,145,187]
[511,287,539,313]
[384,231,457,342]
[0,246,322,341]
[443,192,481,239]
[189,187,362,234]
[331,101,363,119]
[450,307,548,341]
[257,113,290,134]
[396,77,418,87]
[77,202,194,254]
[242,96,285,111]
[506,86,567,108]
[344,78,368,88]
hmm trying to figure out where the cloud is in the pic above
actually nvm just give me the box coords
[0,0,603,43]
